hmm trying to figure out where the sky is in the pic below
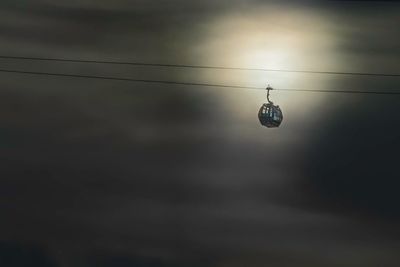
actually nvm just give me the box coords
[0,1,400,266]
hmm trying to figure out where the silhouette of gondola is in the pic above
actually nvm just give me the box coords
[258,85,283,128]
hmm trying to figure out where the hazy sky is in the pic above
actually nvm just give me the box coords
[0,1,400,266]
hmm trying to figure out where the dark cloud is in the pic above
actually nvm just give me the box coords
[0,1,399,266]
[0,242,56,267]
[298,95,400,219]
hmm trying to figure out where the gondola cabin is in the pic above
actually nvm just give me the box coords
[258,103,283,128]
[258,85,283,128]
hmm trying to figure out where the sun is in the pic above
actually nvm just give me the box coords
[185,6,344,124]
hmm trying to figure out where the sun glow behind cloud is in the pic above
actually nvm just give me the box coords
[185,5,347,132]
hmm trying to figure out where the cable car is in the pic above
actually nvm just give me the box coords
[258,85,283,128]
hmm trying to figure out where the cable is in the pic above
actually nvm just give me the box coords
[0,68,261,90]
[0,55,399,78]
[0,67,399,95]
